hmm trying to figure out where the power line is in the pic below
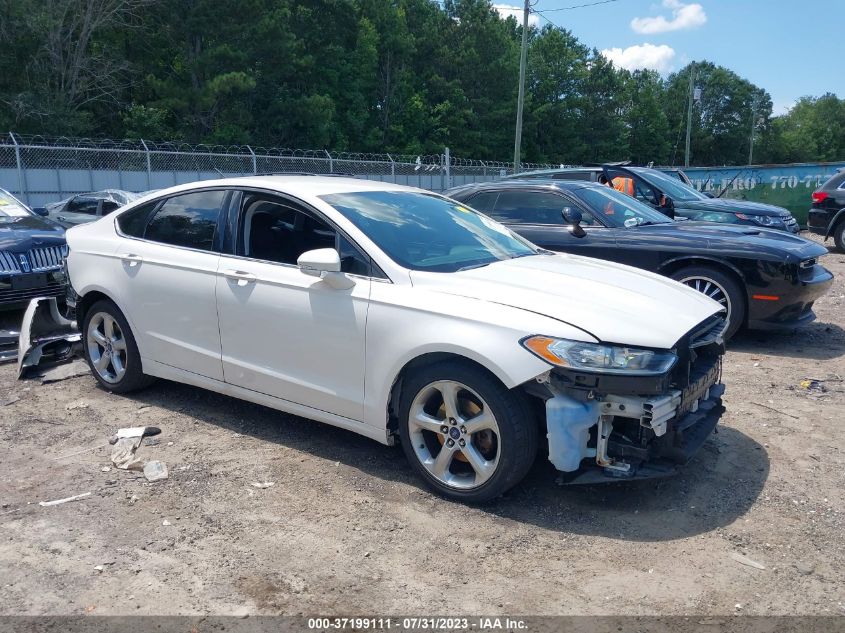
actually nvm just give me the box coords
[538,0,625,13]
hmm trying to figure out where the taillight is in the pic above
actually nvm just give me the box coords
[812,191,828,203]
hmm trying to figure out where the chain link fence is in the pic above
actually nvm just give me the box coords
[0,133,556,207]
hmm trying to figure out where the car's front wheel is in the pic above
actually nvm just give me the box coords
[670,266,745,340]
[83,299,154,393]
[398,361,538,503]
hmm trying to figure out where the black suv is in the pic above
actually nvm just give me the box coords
[508,165,801,233]
[808,170,845,251]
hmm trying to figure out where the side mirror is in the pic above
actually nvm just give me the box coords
[297,248,354,289]
[562,207,586,238]
[33,206,48,217]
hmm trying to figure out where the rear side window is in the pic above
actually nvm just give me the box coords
[117,201,159,237]
[145,190,225,251]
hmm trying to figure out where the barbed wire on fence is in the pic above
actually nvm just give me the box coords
[0,131,558,203]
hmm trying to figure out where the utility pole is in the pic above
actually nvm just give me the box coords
[513,0,529,173]
[684,64,695,167]
[748,95,757,165]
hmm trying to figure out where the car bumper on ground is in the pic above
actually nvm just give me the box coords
[746,264,834,331]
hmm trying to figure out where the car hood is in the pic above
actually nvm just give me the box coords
[0,214,66,252]
[633,221,828,262]
[410,253,723,349]
[675,197,792,217]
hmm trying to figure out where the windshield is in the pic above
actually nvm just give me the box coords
[637,168,708,202]
[571,185,674,227]
[320,190,538,272]
[0,190,32,218]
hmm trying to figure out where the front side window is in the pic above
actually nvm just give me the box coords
[238,193,376,277]
[320,191,538,273]
[489,191,570,225]
[144,190,224,251]
[635,168,708,202]
[570,186,673,228]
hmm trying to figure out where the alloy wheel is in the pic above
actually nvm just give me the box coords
[679,275,732,337]
[86,312,128,384]
[408,380,501,490]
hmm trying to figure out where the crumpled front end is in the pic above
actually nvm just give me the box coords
[527,315,726,483]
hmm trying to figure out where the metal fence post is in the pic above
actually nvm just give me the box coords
[324,150,333,174]
[140,139,152,189]
[247,145,257,175]
[387,154,395,180]
[9,132,29,204]
[444,147,451,191]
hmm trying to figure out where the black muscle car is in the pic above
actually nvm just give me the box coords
[507,165,802,233]
[445,180,832,340]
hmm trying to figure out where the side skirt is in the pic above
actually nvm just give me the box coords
[141,357,391,446]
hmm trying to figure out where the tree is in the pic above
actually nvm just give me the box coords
[622,69,670,165]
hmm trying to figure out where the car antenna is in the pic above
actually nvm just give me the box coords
[715,168,746,198]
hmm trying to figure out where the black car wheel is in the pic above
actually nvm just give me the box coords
[670,266,745,340]
[398,360,538,503]
[833,219,845,253]
[83,299,155,393]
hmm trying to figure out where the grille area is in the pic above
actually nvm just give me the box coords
[0,281,65,304]
[28,245,68,271]
[0,251,21,273]
[0,245,67,274]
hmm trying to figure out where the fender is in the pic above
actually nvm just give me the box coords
[658,255,746,282]
[825,208,845,239]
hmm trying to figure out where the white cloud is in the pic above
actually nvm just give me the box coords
[631,0,707,34]
[493,4,540,27]
[601,43,677,74]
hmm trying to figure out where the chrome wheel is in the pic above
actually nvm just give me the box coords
[86,312,128,384]
[408,380,501,490]
[679,275,731,336]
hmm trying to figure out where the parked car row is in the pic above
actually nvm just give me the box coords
[0,170,839,502]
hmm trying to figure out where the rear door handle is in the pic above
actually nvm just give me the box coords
[121,253,143,267]
[222,269,256,286]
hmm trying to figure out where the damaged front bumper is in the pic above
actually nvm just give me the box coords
[529,337,725,484]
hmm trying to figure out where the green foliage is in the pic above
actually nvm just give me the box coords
[0,0,839,164]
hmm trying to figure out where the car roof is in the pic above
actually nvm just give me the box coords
[131,175,423,204]
[449,179,598,195]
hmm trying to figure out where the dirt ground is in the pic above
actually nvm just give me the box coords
[0,234,843,617]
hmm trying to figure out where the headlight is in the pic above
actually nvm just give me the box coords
[521,336,677,375]
[737,213,784,228]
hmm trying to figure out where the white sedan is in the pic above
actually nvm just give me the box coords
[65,176,726,502]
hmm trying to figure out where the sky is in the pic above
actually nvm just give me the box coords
[493,0,844,115]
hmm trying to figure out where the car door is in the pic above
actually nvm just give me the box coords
[601,166,677,217]
[215,190,373,421]
[466,189,620,260]
[111,189,228,381]
[51,196,99,226]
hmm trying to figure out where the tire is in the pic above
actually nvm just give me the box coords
[833,219,845,253]
[670,265,746,341]
[82,299,154,393]
[397,360,538,503]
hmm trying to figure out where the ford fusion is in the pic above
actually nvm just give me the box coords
[65,176,726,501]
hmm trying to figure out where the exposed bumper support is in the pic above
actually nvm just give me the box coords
[17,297,81,377]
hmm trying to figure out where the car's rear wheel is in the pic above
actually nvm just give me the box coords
[833,218,845,252]
[670,266,745,340]
[398,361,538,503]
[83,299,154,393]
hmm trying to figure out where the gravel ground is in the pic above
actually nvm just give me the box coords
[0,234,843,617]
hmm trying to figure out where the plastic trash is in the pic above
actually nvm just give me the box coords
[143,461,168,482]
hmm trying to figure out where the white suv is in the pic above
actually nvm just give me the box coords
[65,176,726,502]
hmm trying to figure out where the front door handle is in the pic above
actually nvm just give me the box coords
[121,253,143,267]
[223,270,257,286]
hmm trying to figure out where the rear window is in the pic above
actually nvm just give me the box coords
[822,171,845,190]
